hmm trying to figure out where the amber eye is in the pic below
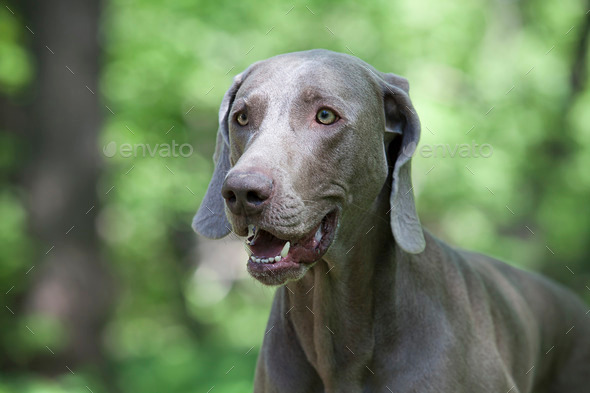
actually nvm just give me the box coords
[316,108,338,125]
[236,112,249,126]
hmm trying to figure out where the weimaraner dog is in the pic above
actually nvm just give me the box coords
[193,50,590,392]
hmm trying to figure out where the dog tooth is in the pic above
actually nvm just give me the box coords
[274,256,281,262]
[244,244,252,256]
[280,241,290,258]
[248,224,255,238]
[314,226,323,243]
[255,258,261,263]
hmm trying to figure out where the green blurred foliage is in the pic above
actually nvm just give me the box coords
[0,0,589,391]
[0,7,32,94]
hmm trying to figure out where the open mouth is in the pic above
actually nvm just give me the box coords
[244,210,338,282]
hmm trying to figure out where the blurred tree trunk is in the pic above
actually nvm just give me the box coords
[518,3,590,285]
[20,0,113,374]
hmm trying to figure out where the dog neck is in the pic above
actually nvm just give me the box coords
[281,189,397,389]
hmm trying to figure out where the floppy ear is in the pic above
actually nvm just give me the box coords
[381,73,426,254]
[192,73,245,238]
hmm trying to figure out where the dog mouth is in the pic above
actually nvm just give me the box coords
[244,210,338,276]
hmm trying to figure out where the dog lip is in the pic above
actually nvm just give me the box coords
[243,209,338,245]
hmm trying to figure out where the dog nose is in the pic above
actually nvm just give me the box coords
[221,171,273,215]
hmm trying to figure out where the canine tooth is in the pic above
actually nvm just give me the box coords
[247,225,258,245]
[244,244,252,256]
[314,226,323,243]
[280,242,290,258]
[274,256,281,262]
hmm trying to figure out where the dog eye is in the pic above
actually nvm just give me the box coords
[236,112,249,126]
[316,108,338,125]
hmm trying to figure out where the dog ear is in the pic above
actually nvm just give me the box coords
[192,73,245,238]
[380,73,426,254]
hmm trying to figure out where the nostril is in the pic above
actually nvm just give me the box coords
[246,191,264,205]
[226,191,237,204]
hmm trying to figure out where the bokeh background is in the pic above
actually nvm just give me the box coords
[1,0,589,391]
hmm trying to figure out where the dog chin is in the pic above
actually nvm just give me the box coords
[248,263,311,286]
[243,210,338,286]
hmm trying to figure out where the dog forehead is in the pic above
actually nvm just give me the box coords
[237,50,378,101]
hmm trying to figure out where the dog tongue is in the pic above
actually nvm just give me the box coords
[249,230,287,258]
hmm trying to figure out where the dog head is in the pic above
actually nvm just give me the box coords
[193,50,424,285]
